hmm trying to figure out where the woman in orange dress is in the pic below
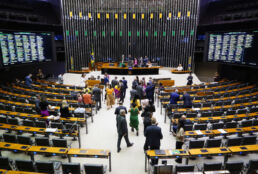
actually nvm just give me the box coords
[106,84,115,109]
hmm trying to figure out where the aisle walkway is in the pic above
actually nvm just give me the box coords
[64,68,201,174]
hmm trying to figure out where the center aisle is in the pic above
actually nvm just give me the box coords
[64,68,201,174]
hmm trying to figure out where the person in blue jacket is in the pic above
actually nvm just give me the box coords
[182,91,192,108]
[25,74,32,87]
[170,89,180,104]
[145,83,155,102]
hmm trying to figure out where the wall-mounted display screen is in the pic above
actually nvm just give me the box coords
[0,31,54,66]
[207,31,258,66]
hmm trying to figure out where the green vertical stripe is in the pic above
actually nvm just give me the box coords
[137,31,140,37]
[154,31,157,37]
[75,30,78,36]
[128,31,131,37]
[181,30,184,36]
[102,31,105,37]
[93,31,96,37]
[84,31,87,36]
[172,31,175,36]
[163,31,166,37]
[145,31,148,37]
[190,30,194,36]
[66,30,69,36]
[120,31,122,37]
[111,31,114,37]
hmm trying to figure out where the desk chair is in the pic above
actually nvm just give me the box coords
[35,121,47,128]
[246,159,258,174]
[226,110,236,115]
[225,161,243,174]
[23,120,34,127]
[35,161,55,174]
[241,120,253,127]
[17,135,32,145]
[211,123,224,130]
[175,165,194,173]
[201,112,212,117]
[3,134,16,143]
[242,135,256,145]
[7,118,19,125]
[237,109,247,114]
[213,111,224,116]
[52,138,68,148]
[51,122,64,129]
[203,162,222,171]
[0,116,7,123]
[206,139,221,148]
[225,122,238,128]
[189,140,205,149]
[35,137,50,146]
[15,159,35,172]
[253,119,258,126]
[0,157,12,170]
[62,163,81,174]
[194,124,207,130]
[186,113,197,118]
[153,164,173,174]
[84,164,107,174]
[184,124,193,131]
[226,137,242,147]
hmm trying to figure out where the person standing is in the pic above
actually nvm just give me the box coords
[83,91,92,107]
[36,68,45,79]
[60,100,71,118]
[136,82,144,100]
[35,94,41,114]
[80,73,87,87]
[104,73,110,87]
[119,80,126,104]
[106,84,115,109]
[39,95,50,116]
[25,74,33,87]
[111,77,119,88]
[132,78,138,89]
[144,117,163,165]
[187,73,193,86]
[129,103,139,136]
[145,83,155,103]
[115,101,127,118]
[122,77,128,97]
[170,89,180,104]
[175,119,185,163]
[117,109,134,153]
[92,85,102,110]
[182,91,192,108]
[130,87,137,101]
[114,84,121,103]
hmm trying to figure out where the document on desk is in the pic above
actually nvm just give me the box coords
[218,129,227,134]
[169,150,180,155]
[193,108,200,111]
[45,128,58,133]
[195,130,203,135]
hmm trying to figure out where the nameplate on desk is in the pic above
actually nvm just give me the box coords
[195,130,203,135]
[218,129,227,134]
[155,150,166,155]
[45,128,57,133]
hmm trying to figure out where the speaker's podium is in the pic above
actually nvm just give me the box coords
[100,62,161,75]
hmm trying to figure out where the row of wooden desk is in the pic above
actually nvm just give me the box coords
[145,144,258,172]
[185,126,258,138]
[0,169,45,174]
[0,142,112,172]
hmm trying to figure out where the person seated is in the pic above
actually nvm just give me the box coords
[25,74,33,87]
[146,61,152,67]
[36,69,45,79]
[134,58,138,67]
[177,64,183,71]
[214,72,221,82]
[60,100,71,118]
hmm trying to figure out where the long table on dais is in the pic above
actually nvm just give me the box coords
[101,66,161,75]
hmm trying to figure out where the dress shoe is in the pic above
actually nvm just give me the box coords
[127,143,134,147]
[117,148,121,153]
[136,131,139,136]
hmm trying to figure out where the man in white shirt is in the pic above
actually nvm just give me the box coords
[177,64,183,71]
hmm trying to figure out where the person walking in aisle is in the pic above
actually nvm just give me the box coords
[175,119,185,163]
[115,101,127,119]
[117,109,134,153]
[25,74,33,87]
[122,77,128,98]
[182,91,192,108]
[106,84,115,109]
[145,83,155,103]
[144,117,163,165]
[111,76,119,88]
[92,85,102,110]
[129,103,139,136]
[119,80,126,104]
[170,89,180,104]
[187,73,193,86]
[136,82,144,100]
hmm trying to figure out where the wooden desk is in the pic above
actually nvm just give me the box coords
[228,144,258,154]
[68,148,111,172]
[204,171,230,174]
[68,69,90,74]
[5,171,46,174]
[101,66,161,75]
[185,130,214,138]
[178,172,202,174]
[158,80,175,87]
[0,169,6,174]
[171,70,192,74]
[0,142,30,154]
[145,149,188,172]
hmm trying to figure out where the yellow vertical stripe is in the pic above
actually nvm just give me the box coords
[88,13,91,18]
[150,13,153,19]
[178,12,181,18]
[79,12,82,18]
[168,12,172,18]
[142,13,144,19]
[115,13,118,19]
[97,13,100,19]
[133,13,136,19]
[187,11,191,17]
[106,13,109,19]
[124,13,127,19]
[69,11,73,17]
[159,13,162,19]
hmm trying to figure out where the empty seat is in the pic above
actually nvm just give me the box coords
[84,164,106,174]
[226,137,242,147]
[175,165,194,173]
[237,109,247,114]
[213,111,224,116]
[15,159,35,172]
[202,103,212,108]
[211,123,224,129]
[51,122,63,129]
[35,137,50,146]
[0,157,12,170]
[206,139,221,148]
[203,162,222,171]
[189,140,205,149]
[246,159,258,174]
[35,121,46,128]
[8,118,19,125]
[0,116,7,123]
[242,136,256,145]
[241,120,253,127]
[186,113,197,118]
[226,110,236,115]
[226,122,237,128]
[194,124,207,130]
[184,124,193,131]
[17,135,32,145]
[35,161,55,174]
[74,113,85,118]
[225,161,243,174]
[23,120,34,127]
[3,134,16,143]
[253,119,258,126]
[52,139,68,148]
[201,112,212,117]
[62,163,81,174]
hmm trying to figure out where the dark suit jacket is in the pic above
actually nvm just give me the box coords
[170,92,180,104]
[114,106,127,116]
[145,125,163,148]
[182,93,192,107]
[117,115,128,135]
[92,87,101,101]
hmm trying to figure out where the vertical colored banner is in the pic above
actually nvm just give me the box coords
[71,56,74,70]
[79,12,82,18]
[159,13,162,19]
[115,13,118,19]
[178,12,181,18]
[133,13,136,19]
[97,13,100,19]
[187,11,191,17]
[124,13,127,19]
[88,13,92,18]
[188,56,192,70]
[69,11,73,17]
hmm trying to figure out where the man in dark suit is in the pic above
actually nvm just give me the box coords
[92,85,102,110]
[145,83,155,102]
[182,91,192,108]
[144,117,163,165]
[117,109,133,153]
[136,82,144,100]
[115,101,127,121]
[170,89,180,104]
[119,80,126,104]
[111,77,119,88]
[122,77,128,97]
